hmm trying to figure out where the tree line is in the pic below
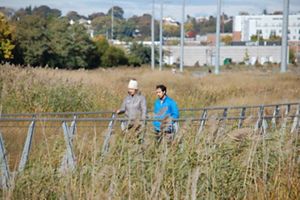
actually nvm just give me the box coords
[0,5,230,69]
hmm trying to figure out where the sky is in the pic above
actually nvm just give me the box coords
[1,0,300,20]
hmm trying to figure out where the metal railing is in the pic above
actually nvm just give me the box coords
[0,102,299,189]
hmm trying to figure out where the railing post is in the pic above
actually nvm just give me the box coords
[195,109,207,144]
[255,106,263,131]
[216,107,228,136]
[238,107,246,128]
[281,104,290,134]
[61,121,76,171]
[271,105,280,129]
[102,113,116,156]
[222,108,228,120]
[291,104,300,133]
[0,133,10,189]
[60,116,77,171]
[255,106,267,133]
[18,119,36,172]
[69,115,77,139]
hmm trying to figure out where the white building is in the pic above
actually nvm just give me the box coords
[233,14,300,41]
[163,16,179,26]
[164,46,282,67]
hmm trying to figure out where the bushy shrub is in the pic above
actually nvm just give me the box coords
[101,46,128,67]
[128,54,142,67]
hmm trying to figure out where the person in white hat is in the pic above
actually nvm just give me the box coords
[116,79,147,133]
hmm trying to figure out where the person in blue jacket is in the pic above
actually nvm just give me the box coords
[153,84,179,137]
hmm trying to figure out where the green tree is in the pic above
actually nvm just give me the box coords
[47,18,99,69]
[289,48,296,64]
[12,6,61,21]
[14,15,99,69]
[91,15,111,36]
[32,5,61,19]
[221,35,233,45]
[114,20,136,40]
[129,42,152,64]
[250,34,264,42]
[127,14,159,40]
[14,15,50,66]
[0,12,15,61]
[66,11,85,21]
[101,46,127,67]
[93,35,109,65]
[163,24,180,37]
[107,6,124,19]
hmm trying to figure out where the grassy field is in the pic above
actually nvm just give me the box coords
[0,63,299,199]
[1,63,300,113]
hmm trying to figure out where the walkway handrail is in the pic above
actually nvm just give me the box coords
[1,102,299,119]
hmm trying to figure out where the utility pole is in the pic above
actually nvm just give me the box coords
[159,0,163,71]
[111,2,114,40]
[151,0,155,70]
[180,0,186,72]
[280,0,289,73]
[215,0,221,74]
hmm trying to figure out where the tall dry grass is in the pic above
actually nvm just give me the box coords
[0,63,299,199]
[1,124,299,199]
[1,63,300,113]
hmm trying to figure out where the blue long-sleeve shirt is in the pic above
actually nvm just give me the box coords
[153,96,179,132]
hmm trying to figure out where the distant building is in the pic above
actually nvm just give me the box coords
[164,46,282,67]
[233,14,300,42]
[163,17,180,26]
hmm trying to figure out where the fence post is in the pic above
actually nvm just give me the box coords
[291,104,300,133]
[0,133,10,189]
[238,107,246,128]
[195,109,207,144]
[255,106,263,131]
[61,121,76,171]
[216,107,228,136]
[69,115,77,139]
[281,104,290,134]
[102,113,116,155]
[18,120,36,172]
[60,116,77,171]
[255,106,268,133]
[271,105,280,129]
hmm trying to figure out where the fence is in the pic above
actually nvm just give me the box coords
[0,102,299,189]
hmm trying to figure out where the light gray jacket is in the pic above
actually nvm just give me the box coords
[119,93,147,120]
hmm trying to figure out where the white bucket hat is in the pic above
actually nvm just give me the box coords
[128,79,138,89]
